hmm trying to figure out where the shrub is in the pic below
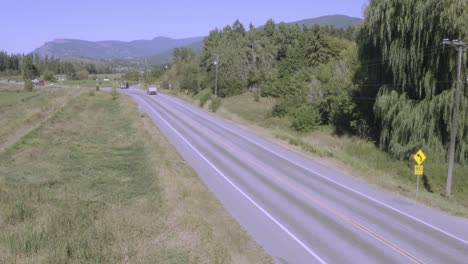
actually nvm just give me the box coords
[209,97,221,112]
[272,96,302,117]
[217,79,245,97]
[253,91,260,102]
[77,70,89,80]
[111,86,118,100]
[43,70,55,81]
[290,104,321,132]
[272,102,289,117]
[162,80,170,89]
[24,79,33,92]
[197,89,212,107]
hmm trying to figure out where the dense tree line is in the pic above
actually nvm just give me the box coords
[123,64,166,84]
[0,51,21,74]
[0,51,105,81]
[168,20,359,132]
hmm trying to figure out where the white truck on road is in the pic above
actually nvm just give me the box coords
[147,85,157,95]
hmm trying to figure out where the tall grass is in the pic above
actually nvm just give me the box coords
[0,83,74,152]
[195,89,212,108]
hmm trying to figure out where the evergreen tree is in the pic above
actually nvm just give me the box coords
[22,55,37,91]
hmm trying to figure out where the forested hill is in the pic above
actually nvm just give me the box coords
[278,14,362,29]
[33,36,204,59]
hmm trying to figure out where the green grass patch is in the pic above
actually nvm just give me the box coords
[209,97,222,112]
[0,90,34,106]
[0,83,75,151]
[221,92,277,124]
[274,133,334,158]
[195,88,212,107]
[0,76,23,82]
[0,93,156,263]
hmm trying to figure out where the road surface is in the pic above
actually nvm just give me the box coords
[123,88,468,263]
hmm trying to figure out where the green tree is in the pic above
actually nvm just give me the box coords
[22,55,38,91]
[0,51,8,72]
[43,69,55,81]
[173,47,195,64]
[77,69,89,80]
[290,104,321,132]
[63,62,78,80]
[357,0,468,163]
[179,61,202,92]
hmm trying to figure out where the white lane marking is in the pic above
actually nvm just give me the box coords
[158,93,468,246]
[135,95,327,264]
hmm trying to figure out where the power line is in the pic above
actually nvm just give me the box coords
[358,45,441,63]
[354,80,454,88]
[359,47,444,68]
[358,45,443,65]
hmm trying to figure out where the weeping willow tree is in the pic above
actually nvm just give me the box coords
[357,0,468,164]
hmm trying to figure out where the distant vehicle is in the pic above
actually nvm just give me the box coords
[119,81,129,89]
[147,85,157,95]
[32,79,45,86]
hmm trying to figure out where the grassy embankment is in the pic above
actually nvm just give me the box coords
[166,90,468,218]
[0,87,271,263]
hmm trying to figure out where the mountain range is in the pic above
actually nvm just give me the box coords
[34,36,204,60]
[33,15,362,63]
[288,14,362,28]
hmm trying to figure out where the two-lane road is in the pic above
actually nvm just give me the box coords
[123,88,468,263]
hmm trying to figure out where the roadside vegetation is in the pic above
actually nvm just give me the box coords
[0,90,272,263]
[0,82,75,152]
[158,0,468,216]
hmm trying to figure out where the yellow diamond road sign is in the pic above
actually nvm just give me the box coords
[413,149,426,165]
[414,165,424,176]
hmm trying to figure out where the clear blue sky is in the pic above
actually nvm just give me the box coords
[0,0,368,54]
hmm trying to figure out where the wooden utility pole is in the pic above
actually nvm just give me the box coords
[442,39,467,196]
[214,55,219,97]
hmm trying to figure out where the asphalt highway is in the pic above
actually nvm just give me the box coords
[123,88,468,263]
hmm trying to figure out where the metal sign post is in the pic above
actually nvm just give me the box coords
[416,175,420,199]
[413,149,426,199]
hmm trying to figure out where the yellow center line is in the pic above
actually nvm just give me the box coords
[157,97,425,264]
